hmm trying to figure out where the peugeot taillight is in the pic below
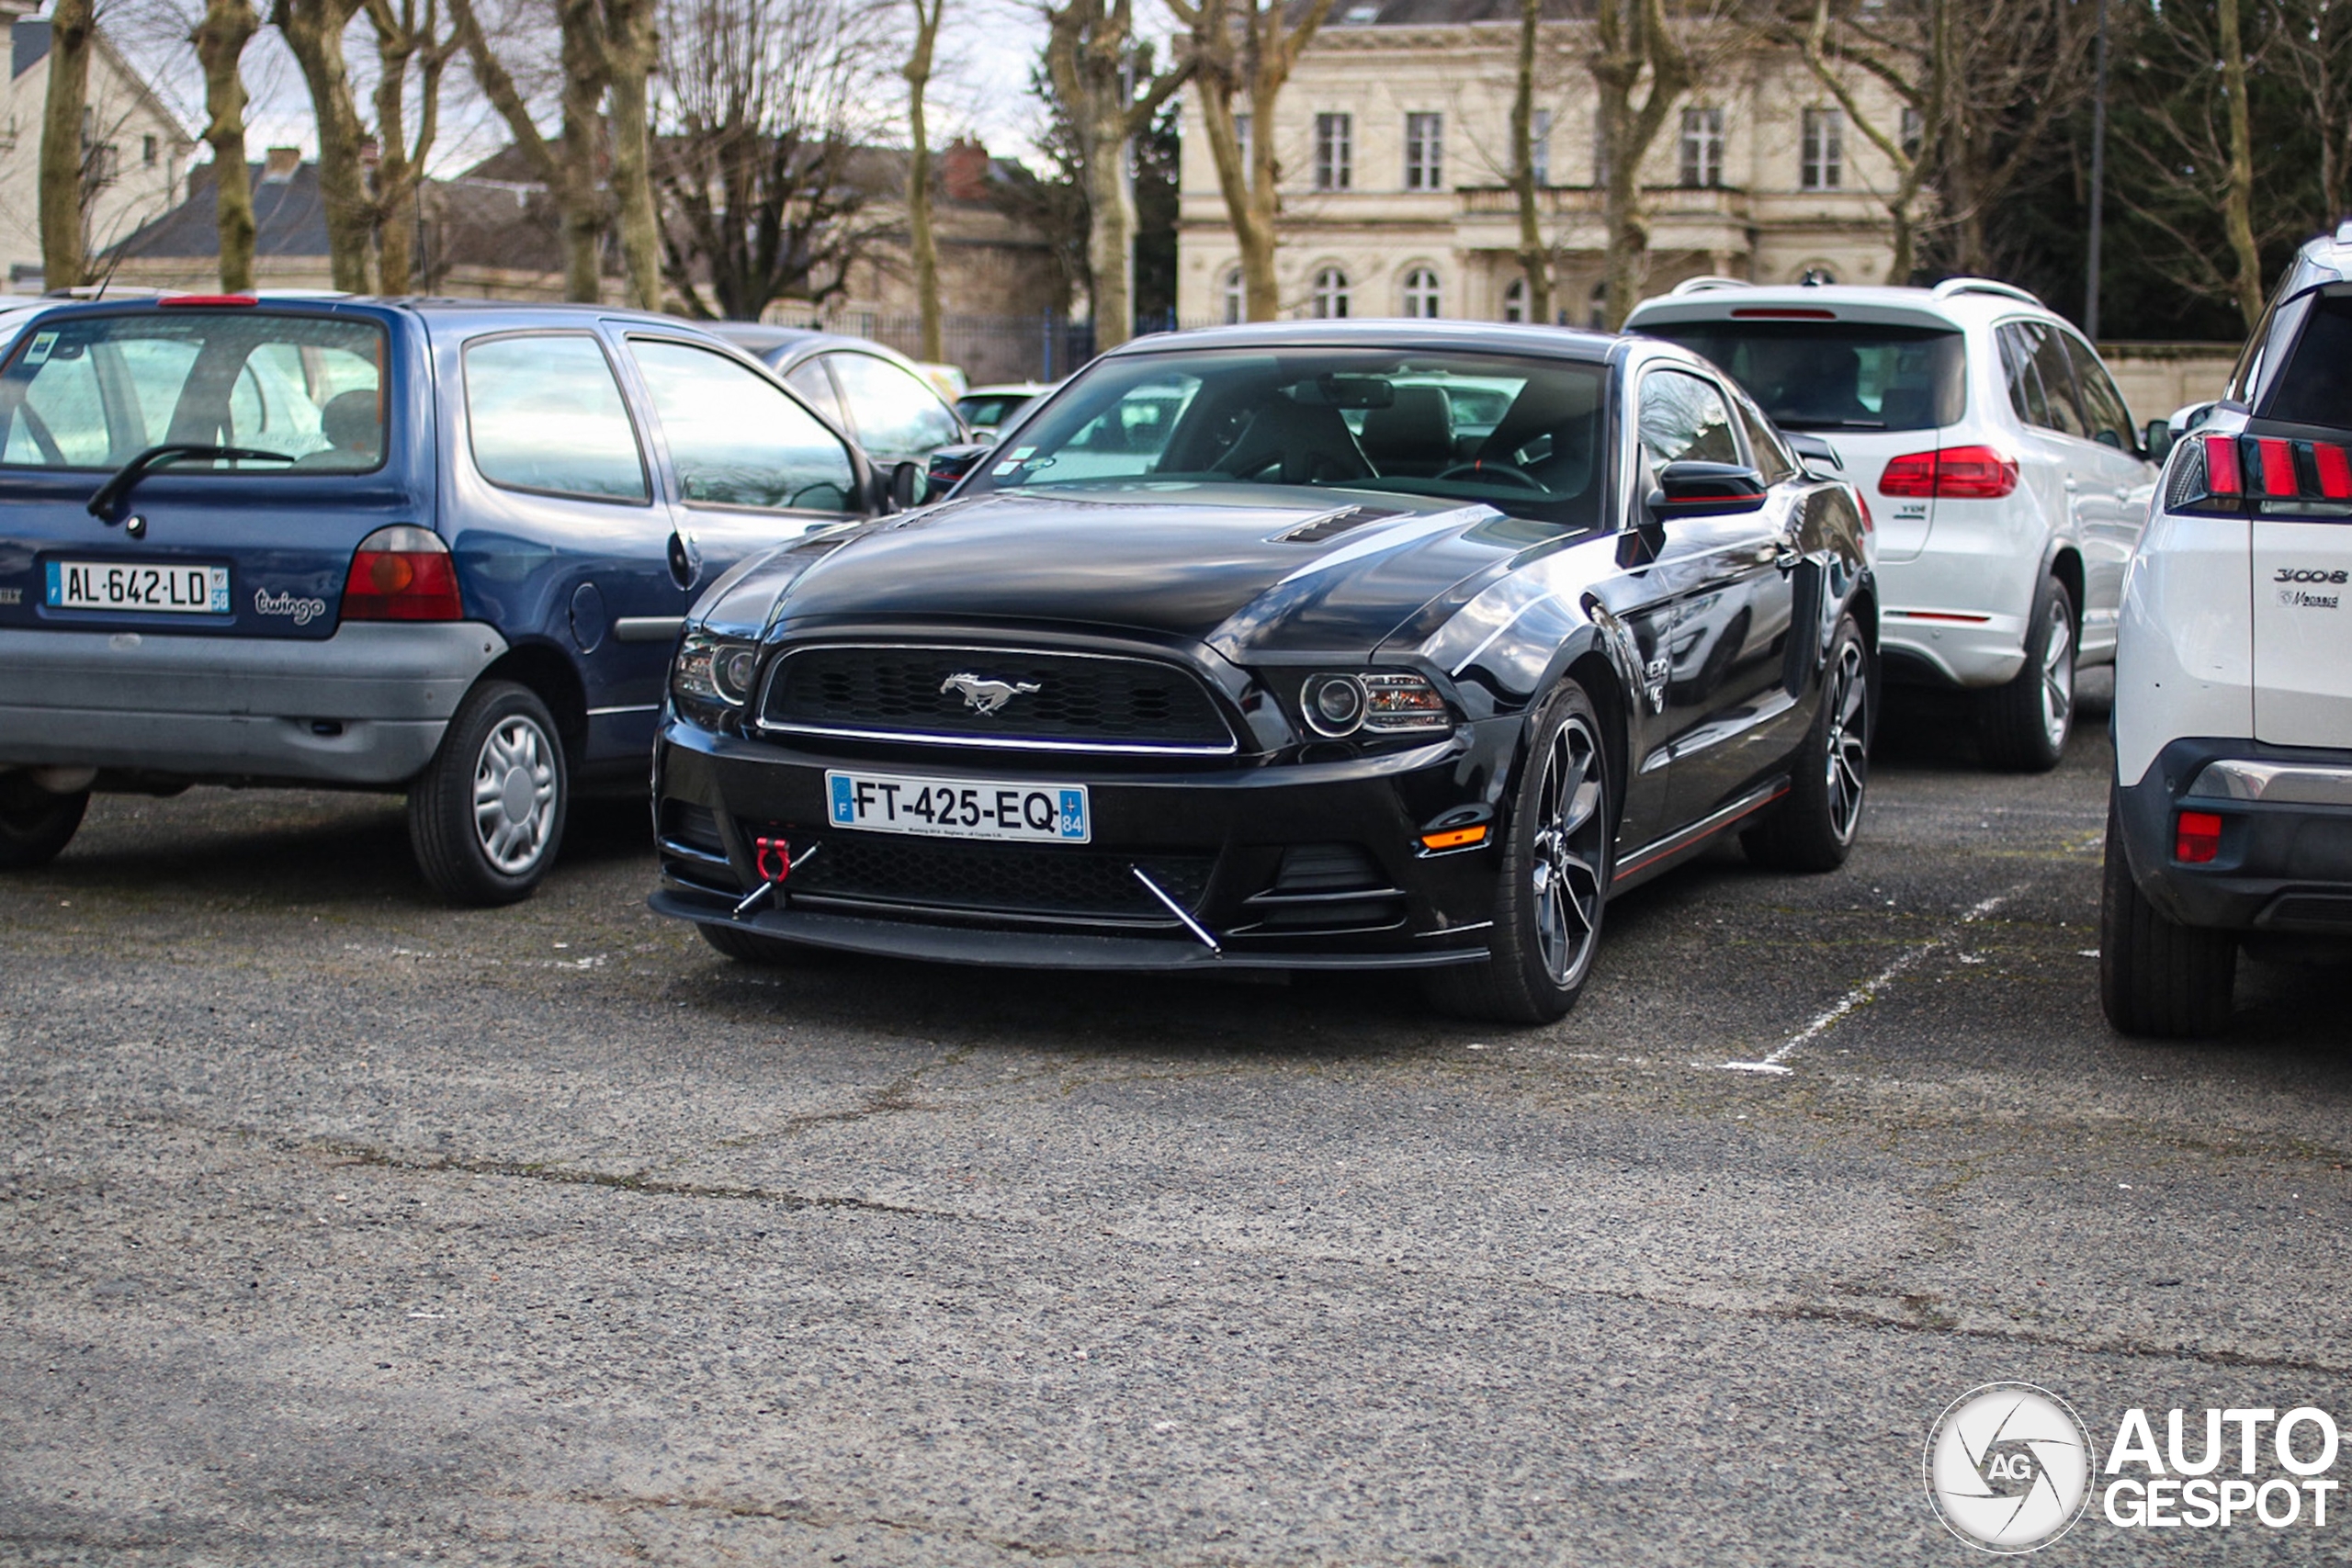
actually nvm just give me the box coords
[2192,432,2352,510]
[2201,434,2243,496]
[343,525,461,621]
[2176,810,2223,864]
[1878,445,2019,500]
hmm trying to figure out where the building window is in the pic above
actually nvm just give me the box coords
[1405,112,1442,190]
[1233,113,1252,173]
[1588,281,1607,329]
[1531,108,1552,186]
[1310,266,1351,318]
[1802,107,1843,190]
[1220,266,1245,324]
[1899,106,1923,162]
[1502,276,1527,322]
[1314,113,1351,191]
[142,134,158,167]
[1402,266,1442,318]
[1678,107,1724,188]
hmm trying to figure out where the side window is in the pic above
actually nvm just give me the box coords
[3,344,107,465]
[826,352,963,458]
[631,338,857,512]
[466,334,650,502]
[1998,324,2050,427]
[784,359,845,427]
[2022,322,2089,438]
[2062,332,2134,449]
[1731,394,1795,484]
[1637,368,1741,467]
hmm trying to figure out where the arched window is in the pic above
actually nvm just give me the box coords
[1310,266,1351,319]
[1401,266,1442,319]
[1501,276,1527,323]
[1219,266,1245,325]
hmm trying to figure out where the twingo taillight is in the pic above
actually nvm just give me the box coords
[1878,445,2019,500]
[343,525,461,621]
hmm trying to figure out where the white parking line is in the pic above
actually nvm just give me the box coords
[1714,888,2021,1075]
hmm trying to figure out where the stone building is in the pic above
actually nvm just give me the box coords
[0,1,194,291]
[1176,0,1906,323]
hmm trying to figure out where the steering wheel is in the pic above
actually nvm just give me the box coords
[1434,459,1544,492]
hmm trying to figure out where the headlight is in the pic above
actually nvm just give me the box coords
[673,629,761,707]
[1298,671,1453,738]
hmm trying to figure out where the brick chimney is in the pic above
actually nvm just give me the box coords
[262,145,300,182]
[941,138,989,203]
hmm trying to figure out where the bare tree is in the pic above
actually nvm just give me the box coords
[601,0,662,309]
[653,0,891,319]
[2272,0,2352,231]
[40,0,97,289]
[192,0,260,292]
[1508,0,1552,321]
[1788,0,1936,282]
[1042,1,1191,347]
[1170,0,1340,320]
[448,0,608,299]
[275,0,376,291]
[1589,0,1697,328]
[903,0,944,359]
[361,0,458,294]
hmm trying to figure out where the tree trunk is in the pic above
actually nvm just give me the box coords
[38,0,94,291]
[448,0,605,302]
[603,0,661,310]
[1080,121,1132,345]
[1509,0,1551,321]
[2216,0,2264,330]
[904,0,944,358]
[1591,0,1692,330]
[275,0,376,293]
[194,0,260,294]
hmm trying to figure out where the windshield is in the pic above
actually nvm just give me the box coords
[1637,321,1964,432]
[954,346,1610,527]
[957,393,1034,427]
[0,310,388,473]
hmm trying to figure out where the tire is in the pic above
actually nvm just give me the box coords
[1976,573,2076,773]
[0,775,89,870]
[1424,681,1611,1025]
[1742,615,1871,873]
[2098,794,2236,1037]
[697,922,808,965]
[407,680,568,906]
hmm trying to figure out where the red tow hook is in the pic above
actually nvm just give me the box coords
[734,835,819,918]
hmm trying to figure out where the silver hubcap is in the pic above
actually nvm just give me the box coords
[472,715,558,874]
[2040,599,2075,750]
[1823,639,1868,843]
[1529,715,1607,988]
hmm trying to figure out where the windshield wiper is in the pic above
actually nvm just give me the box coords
[87,444,294,520]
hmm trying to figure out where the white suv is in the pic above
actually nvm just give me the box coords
[1627,278,2163,770]
[2102,224,2352,1035]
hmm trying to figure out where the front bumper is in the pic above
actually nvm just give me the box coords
[650,714,1517,971]
[2116,737,2352,934]
[0,621,507,786]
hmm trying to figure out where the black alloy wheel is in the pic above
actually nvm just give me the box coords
[2098,794,2236,1037]
[1425,680,1611,1024]
[0,773,89,870]
[408,680,569,906]
[1743,615,1871,873]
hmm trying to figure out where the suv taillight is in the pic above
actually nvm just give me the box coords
[1878,445,2019,500]
[2198,433,2352,503]
[343,525,461,621]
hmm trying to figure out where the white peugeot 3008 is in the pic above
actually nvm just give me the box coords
[1629,277,2164,770]
[2103,223,2352,1035]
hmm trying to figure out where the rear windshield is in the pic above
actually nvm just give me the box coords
[0,310,387,473]
[2267,293,2352,429]
[1636,320,1966,432]
[957,393,1033,427]
[955,346,1611,528]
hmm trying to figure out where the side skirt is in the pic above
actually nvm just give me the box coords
[1609,776,1791,895]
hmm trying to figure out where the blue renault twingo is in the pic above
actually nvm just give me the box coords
[0,295,912,902]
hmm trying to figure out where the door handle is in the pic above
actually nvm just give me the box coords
[2114,487,2132,502]
[1772,543,1804,573]
[2062,476,2080,491]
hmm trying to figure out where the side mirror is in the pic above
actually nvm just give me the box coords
[2143,420,2176,462]
[1647,460,1770,520]
[869,459,923,513]
[2169,400,2217,437]
[924,441,992,502]
[1782,432,1844,480]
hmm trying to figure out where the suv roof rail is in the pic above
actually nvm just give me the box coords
[1669,276,1750,296]
[1931,276,2045,309]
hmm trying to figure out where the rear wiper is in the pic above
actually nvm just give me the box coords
[87,443,293,520]
[1772,418,1887,431]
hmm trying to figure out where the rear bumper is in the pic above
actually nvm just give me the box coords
[2116,737,2352,934]
[650,713,1516,973]
[0,621,506,786]
[1874,531,2038,688]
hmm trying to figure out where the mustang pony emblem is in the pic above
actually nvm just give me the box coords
[941,672,1042,716]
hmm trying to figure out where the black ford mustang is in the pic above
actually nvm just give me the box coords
[650,321,1876,1021]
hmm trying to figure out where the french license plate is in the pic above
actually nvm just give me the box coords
[825,770,1090,843]
[46,559,229,615]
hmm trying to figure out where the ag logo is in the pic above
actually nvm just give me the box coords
[1925,1382,2091,1552]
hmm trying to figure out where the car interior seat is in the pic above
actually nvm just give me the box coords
[1359,386,1456,478]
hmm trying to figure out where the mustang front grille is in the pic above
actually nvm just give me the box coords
[757,645,1236,755]
[768,823,1216,923]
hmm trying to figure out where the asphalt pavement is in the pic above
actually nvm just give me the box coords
[6,676,2352,1565]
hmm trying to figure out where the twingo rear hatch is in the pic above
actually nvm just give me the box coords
[1630,302,1967,562]
[0,300,430,641]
